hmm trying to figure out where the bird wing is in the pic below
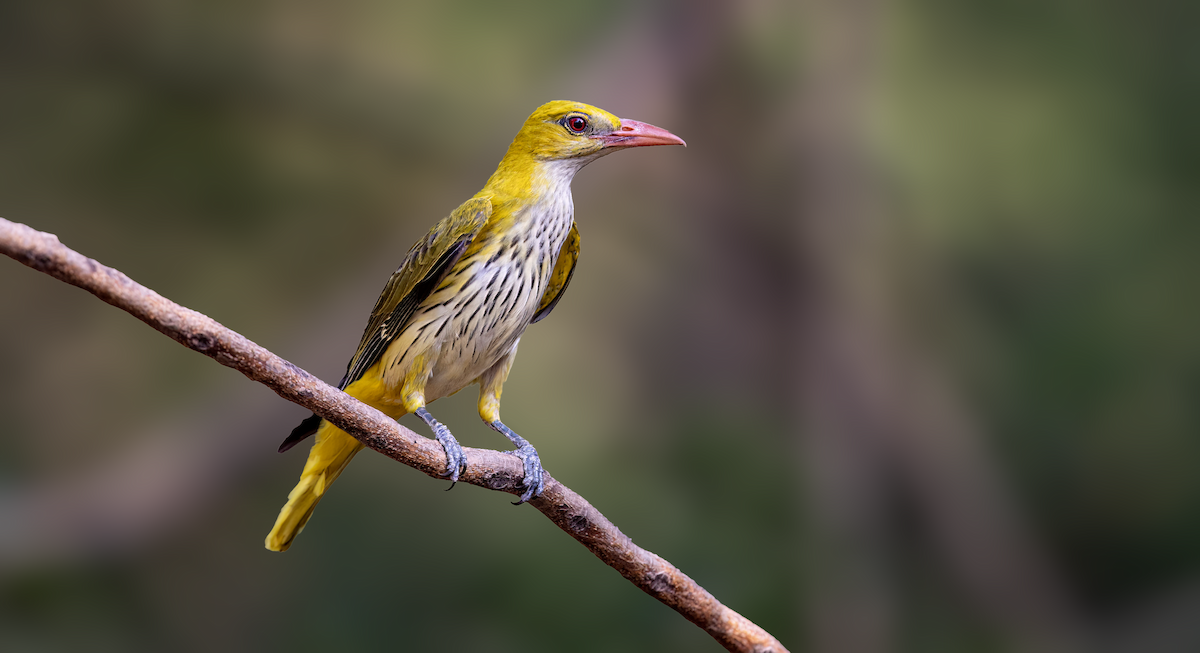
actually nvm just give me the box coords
[341,195,493,387]
[531,221,580,324]
[277,196,491,453]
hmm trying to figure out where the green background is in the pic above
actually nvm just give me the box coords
[1,1,1197,651]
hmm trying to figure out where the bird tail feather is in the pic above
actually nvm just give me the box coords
[265,420,366,552]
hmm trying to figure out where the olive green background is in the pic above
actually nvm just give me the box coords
[1,1,1197,651]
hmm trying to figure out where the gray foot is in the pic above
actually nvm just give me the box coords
[416,407,466,486]
[488,420,545,504]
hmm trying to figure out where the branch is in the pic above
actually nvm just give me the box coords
[0,217,787,653]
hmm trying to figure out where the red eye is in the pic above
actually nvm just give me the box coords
[566,116,588,133]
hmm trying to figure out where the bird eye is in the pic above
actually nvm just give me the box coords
[565,116,588,133]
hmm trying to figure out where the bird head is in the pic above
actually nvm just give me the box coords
[508,100,685,163]
[484,101,683,198]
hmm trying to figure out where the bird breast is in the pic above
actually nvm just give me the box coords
[383,187,575,401]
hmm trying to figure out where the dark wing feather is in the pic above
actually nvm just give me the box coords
[341,196,492,386]
[278,413,322,453]
[340,235,470,388]
[277,196,492,453]
[531,222,580,324]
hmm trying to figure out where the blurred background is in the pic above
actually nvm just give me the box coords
[1,1,1197,651]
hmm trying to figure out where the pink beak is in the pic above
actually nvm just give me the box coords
[597,119,686,148]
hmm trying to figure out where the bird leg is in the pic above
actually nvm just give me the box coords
[487,420,544,504]
[415,407,466,486]
[475,347,543,503]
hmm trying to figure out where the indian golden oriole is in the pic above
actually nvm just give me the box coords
[265,100,684,551]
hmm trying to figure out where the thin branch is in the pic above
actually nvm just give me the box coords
[0,217,787,653]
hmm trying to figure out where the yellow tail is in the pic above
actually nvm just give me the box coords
[265,420,366,551]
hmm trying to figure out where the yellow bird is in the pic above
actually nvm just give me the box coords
[265,101,684,551]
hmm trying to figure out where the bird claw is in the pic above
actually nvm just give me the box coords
[421,412,543,502]
[436,427,466,484]
[488,420,545,504]
[416,407,466,486]
[506,442,544,504]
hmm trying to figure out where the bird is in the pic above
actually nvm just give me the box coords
[265,100,684,552]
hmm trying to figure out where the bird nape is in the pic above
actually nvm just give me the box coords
[265,100,684,552]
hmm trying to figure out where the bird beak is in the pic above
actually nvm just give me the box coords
[598,119,686,148]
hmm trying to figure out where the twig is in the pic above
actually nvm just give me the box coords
[0,217,788,653]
